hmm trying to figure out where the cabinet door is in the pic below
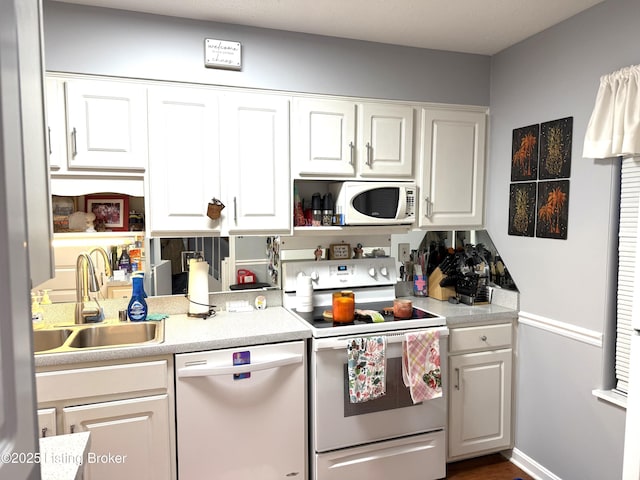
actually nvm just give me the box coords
[37,408,56,438]
[293,98,356,176]
[448,349,512,459]
[147,86,221,235]
[66,79,147,170]
[419,108,486,228]
[62,394,171,480]
[358,103,413,177]
[220,93,291,233]
[45,77,65,171]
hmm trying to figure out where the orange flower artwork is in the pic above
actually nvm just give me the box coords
[536,180,569,239]
[511,124,539,181]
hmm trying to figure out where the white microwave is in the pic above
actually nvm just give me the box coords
[329,181,416,225]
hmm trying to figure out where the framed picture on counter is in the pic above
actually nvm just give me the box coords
[85,194,129,231]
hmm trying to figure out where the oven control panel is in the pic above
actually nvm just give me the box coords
[282,257,397,292]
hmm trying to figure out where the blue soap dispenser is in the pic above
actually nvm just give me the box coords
[127,274,148,321]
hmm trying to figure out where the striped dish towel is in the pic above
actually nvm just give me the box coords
[347,337,387,403]
[402,330,442,403]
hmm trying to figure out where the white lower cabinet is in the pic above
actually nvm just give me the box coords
[37,407,57,438]
[447,323,513,460]
[36,357,175,480]
[63,395,171,480]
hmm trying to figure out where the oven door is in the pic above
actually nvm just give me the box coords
[310,327,448,452]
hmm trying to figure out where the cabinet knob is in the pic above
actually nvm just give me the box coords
[480,335,488,342]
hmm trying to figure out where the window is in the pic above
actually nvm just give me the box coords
[615,156,640,393]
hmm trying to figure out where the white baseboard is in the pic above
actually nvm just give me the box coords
[504,448,562,480]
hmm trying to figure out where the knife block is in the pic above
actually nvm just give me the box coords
[428,268,456,301]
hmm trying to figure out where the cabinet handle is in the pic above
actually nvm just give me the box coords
[71,127,77,157]
[348,141,355,165]
[47,127,52,155]
[233,197,238,224]
[424,197,433,218]
[454,367,460,390]
[41,427,48,438]
[366,142,372,167]
[70,424,76,434]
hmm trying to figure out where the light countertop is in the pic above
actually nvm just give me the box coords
[34,291,518,367]
[39,432,90,480]
[35,305,312,367]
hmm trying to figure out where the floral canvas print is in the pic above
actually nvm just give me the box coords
[536,180,569,239]
[539,117,572,180]
[508,182,537,237]
[511,124,539,181]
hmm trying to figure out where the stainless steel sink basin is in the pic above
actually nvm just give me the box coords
[32,328,73,353]
[68,322,160,349]
[33,320,164,354]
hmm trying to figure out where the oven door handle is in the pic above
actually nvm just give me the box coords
[313,326,448,351]
[176,353,303,378]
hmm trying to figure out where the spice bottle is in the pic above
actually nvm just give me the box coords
[322,193,333,226]
[311,193,322,227]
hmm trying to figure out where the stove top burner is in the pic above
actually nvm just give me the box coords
[293,301,439,329]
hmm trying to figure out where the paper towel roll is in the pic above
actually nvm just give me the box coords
[296,274,313,312]
[188,258,210,316]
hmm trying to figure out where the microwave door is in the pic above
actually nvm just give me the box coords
[352,188,399,220]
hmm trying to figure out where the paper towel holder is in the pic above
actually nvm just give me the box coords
[187,256,216,318]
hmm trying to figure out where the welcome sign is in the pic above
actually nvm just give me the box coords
[204,38,242,70]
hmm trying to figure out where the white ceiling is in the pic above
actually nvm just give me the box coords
[55,0,605,55]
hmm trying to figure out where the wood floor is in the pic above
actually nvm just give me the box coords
[446,454,535,480]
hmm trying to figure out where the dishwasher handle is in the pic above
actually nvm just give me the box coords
[177,352,303,378]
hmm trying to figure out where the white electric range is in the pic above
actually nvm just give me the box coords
[282,257,448,480]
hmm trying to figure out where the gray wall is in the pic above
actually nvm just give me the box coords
[488,0,639,478]
[42,1,490,105]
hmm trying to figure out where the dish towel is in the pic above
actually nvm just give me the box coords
[347,336,386,403]
[402,330,442,403]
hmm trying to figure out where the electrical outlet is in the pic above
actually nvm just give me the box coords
[398,243,411,263]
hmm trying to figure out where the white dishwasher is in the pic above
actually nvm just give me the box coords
[175,340,307,480]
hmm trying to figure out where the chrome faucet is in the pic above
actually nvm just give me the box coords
[75,248,112,324]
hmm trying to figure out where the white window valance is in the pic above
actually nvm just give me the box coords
[583,64,640,159]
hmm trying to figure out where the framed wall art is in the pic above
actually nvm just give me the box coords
[539,117,572,180]
[536,180,569,239]
[508,182,537,237]
[511,123,539,181]
[85,194,129,231]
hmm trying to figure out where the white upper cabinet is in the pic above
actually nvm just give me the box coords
[418,107,487,228]
[358,102,414,178]
[65,79,148,171]
[147,86,221,236]
[293,98,413,179]
[293,98,357,176]
[220,92,291,234]
[45,77,65,171]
